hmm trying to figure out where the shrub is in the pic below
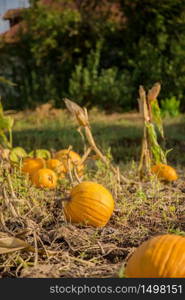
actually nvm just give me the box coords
[161,96,180,117]
[69,42,132,111]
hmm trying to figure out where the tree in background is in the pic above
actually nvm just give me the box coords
[0,0,185,112]
[119,0,185,108]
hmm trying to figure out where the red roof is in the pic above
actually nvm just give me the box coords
[0,21,28,44]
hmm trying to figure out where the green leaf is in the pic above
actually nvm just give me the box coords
[0,130,11,148]
[0,76,16,87]
[28,149,51,159]
[0,232,31,254]
[9,147,27,163]
[146,123,167,164]
[151,100,164,138]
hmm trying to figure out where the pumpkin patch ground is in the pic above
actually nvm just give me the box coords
[0,109,185,278]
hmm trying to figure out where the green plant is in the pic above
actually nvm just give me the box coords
[161,96,180,117]
[0,100,14,148]
[138,83,167,177]
[69,41,131,110]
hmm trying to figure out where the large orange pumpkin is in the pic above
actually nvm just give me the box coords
[21,157,45,176]
[63,181,114,227]
[125,234,185,278]
[54,149,84,177]
[31,168,58,189]
[46,159,66,178]
[151,163,178,181]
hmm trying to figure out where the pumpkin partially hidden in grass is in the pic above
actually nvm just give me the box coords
[125,234,185,278]
[151,163,178,181]
[46,159,66,178]
[54,149,83,177]
[31,168,57,189]
[21,158,45,176]
[63,181,114,227]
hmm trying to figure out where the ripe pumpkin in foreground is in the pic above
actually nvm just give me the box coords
[55,149,84,177]
[63,181,114,227]
[46,159,66,178]
[31,168,57,189]
[21,157,45,176]
[125,234,185,278]
[151,163,178,181]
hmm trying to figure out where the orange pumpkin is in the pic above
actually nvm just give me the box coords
[125,234,185,278]
[54,149,84,177]
[63,181,114,227]
[31,168,57,189]
[21,157,45,176]
[46,159,66,178]
[151,163,178,181]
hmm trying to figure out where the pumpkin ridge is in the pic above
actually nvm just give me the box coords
[73,195,114,213]
[72,189,113,202]
[149,235,166,275]
[71,187,113,202]
[158,235,180,277]
[77,193,113,204]
[64,202,80,223]
[64,202,107,226]
[64,182,114,227]
[141,239,159,277]
[125,234,185,278]
[70,197,113,219]
[169,238,185,277]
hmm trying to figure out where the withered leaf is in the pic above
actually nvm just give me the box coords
[147,82,161,102]
[63,98,89,127]
[0,232,31,254]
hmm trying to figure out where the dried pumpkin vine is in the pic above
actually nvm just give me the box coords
[138,82,169,178]
[63,98,130,184]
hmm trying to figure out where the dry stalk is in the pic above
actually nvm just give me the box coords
[6,173,16,198]
[85,126,130,183]
[77,127,87,153]
[73,166,82,184]
[80,147,92,165]
[97,241,105,255]
[66,151,74,184]
[33,230,38,267]
[63,98,130,184]
[138,85,153,177]
[138,82,165,178]
[3,187,19,218]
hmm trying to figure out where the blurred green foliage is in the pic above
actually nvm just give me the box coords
[161,96,181,117]
[0,0,185,112]
[69,41,132,110]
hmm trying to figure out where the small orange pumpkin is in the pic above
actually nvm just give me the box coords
[125,234,185,278]
[54,149,84,177]
[31,168,58,189]
[151,163,178,181]
[63,181,114,227]
[46,159,66,178]
[21,157,45,176]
